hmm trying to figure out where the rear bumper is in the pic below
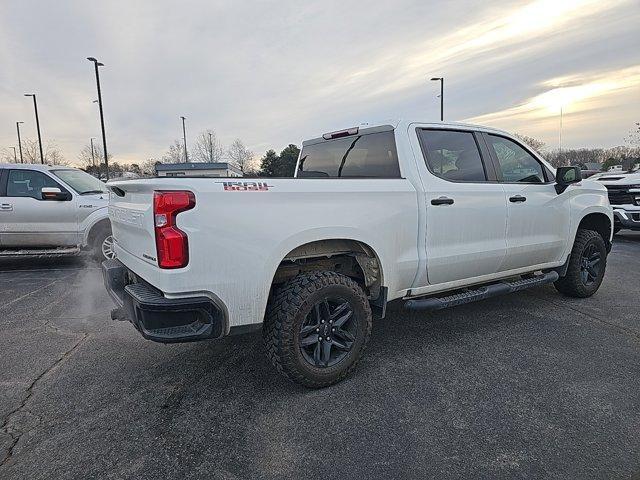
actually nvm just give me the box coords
[102,259,226,343]
[613,207,640,231]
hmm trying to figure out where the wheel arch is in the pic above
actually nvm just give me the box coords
[269,238,386,304]
[577,212,613,252]
[85,218,112,247]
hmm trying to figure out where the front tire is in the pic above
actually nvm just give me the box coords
[554,229,607,298]
[92,227,115,261]
[263,271,372,388]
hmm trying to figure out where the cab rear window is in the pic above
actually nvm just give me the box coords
[297,131,401,178]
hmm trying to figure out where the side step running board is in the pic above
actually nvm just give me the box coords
[0,246,81,257]
[405,271,559,311]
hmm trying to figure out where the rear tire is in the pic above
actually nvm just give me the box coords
[554,229,607,298]
[263,271,372,388]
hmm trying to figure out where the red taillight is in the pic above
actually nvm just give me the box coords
[153,190,195,269]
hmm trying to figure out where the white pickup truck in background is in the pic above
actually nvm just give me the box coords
[0,164,114,260]
[103,120,613,388]
[592,169,640,234]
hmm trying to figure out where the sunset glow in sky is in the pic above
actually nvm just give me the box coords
[1,0,638,165]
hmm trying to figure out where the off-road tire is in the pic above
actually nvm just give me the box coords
[554,229,607,298]
[263,271,372,388]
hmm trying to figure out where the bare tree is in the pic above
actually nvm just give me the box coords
[625,122,640,147]
[78,142,112,167]
[193,129,225,163]
[513,133,546,152]
[20,139,67,165]
[141,159,160,176]
[1,147,18,163]
[162,139,184,163]
[227,138,256,173]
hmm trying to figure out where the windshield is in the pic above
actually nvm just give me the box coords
[51,169,108,194]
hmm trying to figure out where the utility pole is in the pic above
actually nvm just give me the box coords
[24,94,44,163]
[559,106,563,154]
[90,137,96,167]
[87,57,109,179]
[430,77,444,121]
[16,121,24,163]
[208,132,213,162]
[181,116,189,162]
[11,147,17,163]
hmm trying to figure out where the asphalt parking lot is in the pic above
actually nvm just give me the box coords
[1,233,639,480]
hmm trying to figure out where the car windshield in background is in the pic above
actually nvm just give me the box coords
[297,131,401,178]
[51,169,108,194]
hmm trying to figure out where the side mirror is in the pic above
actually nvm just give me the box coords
[555,166,582,194]
[41,187,71,201]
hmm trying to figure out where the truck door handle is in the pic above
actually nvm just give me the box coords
[509,195,527,203]
[431,197,454,205]
[0,203,13,211]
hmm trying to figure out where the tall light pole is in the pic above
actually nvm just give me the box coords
[430,77,444,121]
[559,106,563,154]
[90,137,96,167]
[24,94,44,163]
[181,116,189,163]
[16,121,24,163]
[208,132,213,162]
[11,147,17,163]
[87,57,109,180]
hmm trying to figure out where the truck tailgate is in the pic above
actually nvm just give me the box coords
[108,183,157,265]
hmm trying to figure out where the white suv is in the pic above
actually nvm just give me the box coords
[0,163,113,260]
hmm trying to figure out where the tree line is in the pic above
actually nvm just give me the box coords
[515,124,640,171]
[4,122,638,177]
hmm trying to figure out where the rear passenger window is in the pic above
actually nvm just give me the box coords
[7,170,61,199]
[418,129,487,182]
[487,135,546,183]
[297,131,400,178]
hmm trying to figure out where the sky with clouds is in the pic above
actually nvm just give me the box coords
[1,0,639,166]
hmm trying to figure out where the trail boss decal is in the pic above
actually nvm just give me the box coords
[216,181,273,191]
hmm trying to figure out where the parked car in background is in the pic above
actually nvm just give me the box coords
[593,167,640,234]
[0,164,114,260]
[569,162,603,179]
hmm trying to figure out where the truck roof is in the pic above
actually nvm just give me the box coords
[304,120,512,146]
[0,163,79,171]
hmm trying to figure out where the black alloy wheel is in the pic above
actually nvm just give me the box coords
[298,297,357,368]
[579,242,602,286]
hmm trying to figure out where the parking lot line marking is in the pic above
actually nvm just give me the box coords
[0,273,76,311]
[0,267,99,274]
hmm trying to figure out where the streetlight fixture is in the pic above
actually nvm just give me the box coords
[16,121,24,163]
[11,146,17,163]
[430,77,444,121]
[87,57,109,180]
[24,94,44,163]
[181,116,189,162]
[90,137,96,167]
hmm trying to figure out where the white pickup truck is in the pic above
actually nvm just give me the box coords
[592,169,640,234]
[0,164,114,260]
[103,120,613,387]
